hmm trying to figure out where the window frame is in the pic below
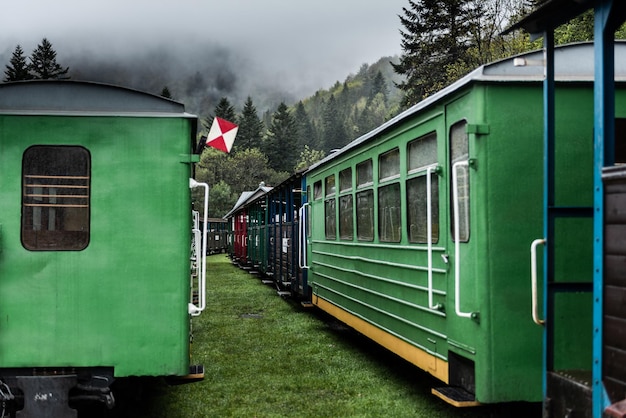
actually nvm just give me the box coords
[21,145,91,251]
[406,132,440,244]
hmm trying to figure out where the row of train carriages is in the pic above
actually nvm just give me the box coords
[224,40,626,415]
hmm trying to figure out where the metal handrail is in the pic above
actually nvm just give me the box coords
[426,166,439,310]
[298,203,310,269]
[189,179,209,316]
[453,160,472,318]
[530,238,546,325]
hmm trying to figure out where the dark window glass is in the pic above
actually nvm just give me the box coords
[325,175,336,196]
[339,168,352,192]
[450,121,470,242]
[22,146,90,250]
[356,160,373,187]
[408,132,437,172]
[325,198,336,240]
[314,181,322,200]
[356,190,374,241]
[339,194,353,240]
[378,183,401,242]
[407,132,439,243]
[407,176,439,243]
[379,148,400,181]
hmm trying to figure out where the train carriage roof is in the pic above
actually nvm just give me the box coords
[0,80,195,117]
[307,41,626,173]
[223,184,273,220]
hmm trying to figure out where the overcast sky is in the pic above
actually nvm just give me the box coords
[1,1,408,105]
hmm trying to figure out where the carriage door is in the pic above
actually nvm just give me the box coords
[449,121,475,320]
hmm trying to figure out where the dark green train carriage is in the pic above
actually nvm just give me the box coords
[303,42,626,405]
[0,81,204,416]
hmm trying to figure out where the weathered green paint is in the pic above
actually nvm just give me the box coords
[0,114,194,377]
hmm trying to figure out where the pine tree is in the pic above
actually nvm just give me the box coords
[293,101,318,152]
[236,96,265,152]
[160,86,172,99]
[392,0,480,106]
[321,95,348,151]
[4,45,32,82]
[29,38,70,80]
[264,102,298,173]
[369,71,388,104]
[204,97,237,130]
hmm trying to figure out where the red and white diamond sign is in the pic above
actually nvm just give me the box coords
[206,117,238,153]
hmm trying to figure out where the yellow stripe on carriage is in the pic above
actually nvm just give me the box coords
[313,296,449,384]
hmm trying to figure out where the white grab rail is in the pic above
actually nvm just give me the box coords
[452,160,473,318]
[530,238,546,325]
[298,203,310,269]
[191,210,201,278]
[189,178,209,316]
[426,166,439,310]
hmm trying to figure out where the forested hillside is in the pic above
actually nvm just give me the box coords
[194,56,406,216]
[5,2,626,217]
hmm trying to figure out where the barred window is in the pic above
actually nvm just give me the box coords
[22,146,91,250]
[339,194,353,240]
[378,183,401,242]
[356,190,374,241]
[325,198,336,240]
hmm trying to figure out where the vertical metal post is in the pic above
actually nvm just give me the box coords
[542,29,555,408]
[593,2,616,416]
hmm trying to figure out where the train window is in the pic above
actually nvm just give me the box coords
[450,121,470,242]
[339,195,353,240]
[325,175,336,196]
[356,190,374,241]
[407,132,439,243]
[378,183,401,242]
[325,198,336,239]
[339,168,352,192]
[408,132,437,173]
[21,146,90,250]
[314,181,322,200]
[379,148,400,181]
[357,159,373,187]
[407,176,439,243]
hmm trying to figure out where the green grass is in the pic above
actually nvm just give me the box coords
[88,254,538,417]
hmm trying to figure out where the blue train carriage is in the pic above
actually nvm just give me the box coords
[303,42,626,406]
[266,170,310,300]
[0,81,207,416]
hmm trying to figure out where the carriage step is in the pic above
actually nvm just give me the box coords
[301,301,314,308]
[277,291,291,297]
[167,364,205,385]
[248,270,259,275]
[262,280,273,285]
[431,386,480,407]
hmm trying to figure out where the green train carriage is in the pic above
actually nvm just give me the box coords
[0,81,206,416]
[303,42,626,405]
